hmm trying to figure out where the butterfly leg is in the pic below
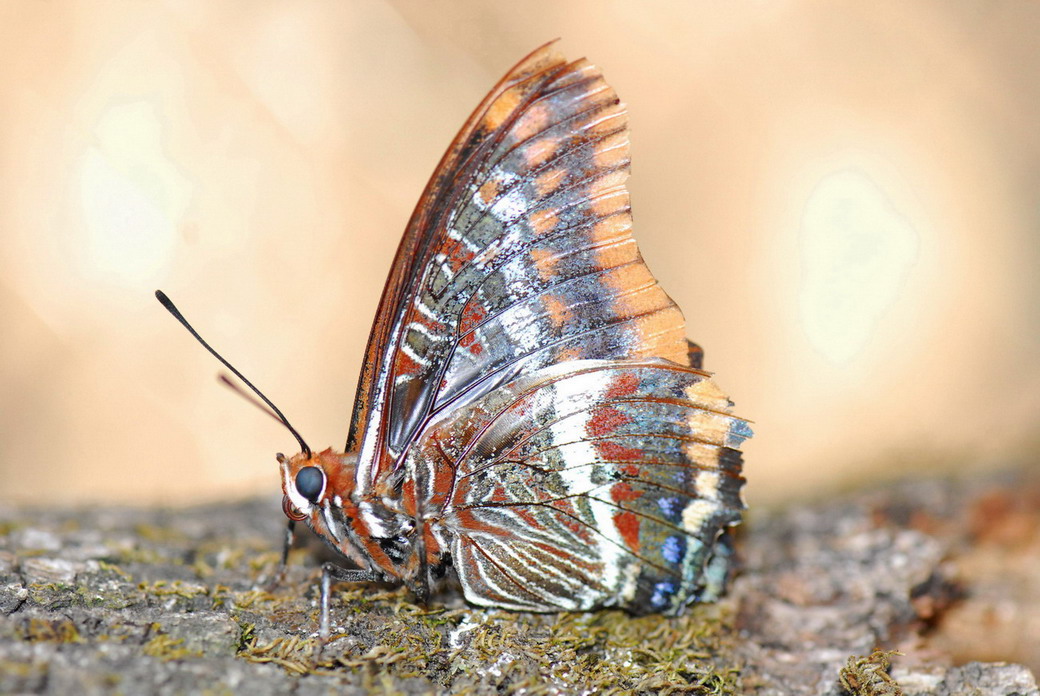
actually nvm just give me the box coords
[280,520,296,567]
[407,526,430,606]
[318,563,383,646]
[263,519,296,591]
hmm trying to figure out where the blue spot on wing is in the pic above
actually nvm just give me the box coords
[650,581,677,609]
[657,496,683,522]
[661,535,686,565]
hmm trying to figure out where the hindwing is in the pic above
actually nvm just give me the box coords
[405,360,750,613]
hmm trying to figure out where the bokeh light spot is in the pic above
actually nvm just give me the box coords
[77,101,189,287]
[799,170,918,364]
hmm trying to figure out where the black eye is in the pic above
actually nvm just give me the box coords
[295,466,324,503]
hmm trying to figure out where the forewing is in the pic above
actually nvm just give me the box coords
[349,44,689,491]
[407,360,751,613]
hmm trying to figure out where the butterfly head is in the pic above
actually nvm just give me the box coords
[278,448,357,524]
[278,448,429,583]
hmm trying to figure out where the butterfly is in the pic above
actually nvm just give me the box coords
[160,42,750,631]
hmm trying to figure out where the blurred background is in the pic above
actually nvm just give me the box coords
[1,1,1037,508]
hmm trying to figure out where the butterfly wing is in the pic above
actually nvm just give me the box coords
[348,43,689,492]
[406,360,750,613]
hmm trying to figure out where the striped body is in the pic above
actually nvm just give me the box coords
[279,43,751,614]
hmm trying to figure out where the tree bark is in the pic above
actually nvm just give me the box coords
[1,466,1037,695]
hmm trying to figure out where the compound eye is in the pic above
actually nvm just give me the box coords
[295,466,325,504]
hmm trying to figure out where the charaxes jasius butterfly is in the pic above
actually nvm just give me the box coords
[159,42,751,634]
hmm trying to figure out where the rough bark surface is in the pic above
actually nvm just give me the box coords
[1,466,1037,695]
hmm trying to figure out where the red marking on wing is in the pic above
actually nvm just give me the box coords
[618,463,642,477]
[458,301,488,356]
[413,311,446,334]
[445,246,477,276]
[613,510,640,552]
[513,505,542,531]
[604,373,640,399]
[453,508,497,535]
[610,481,643,504]
[587,405,632,437]
[593,440,643,462]
[531,540,598,573]
[395,349,422,378]
[458,301,488,336]
[550,498,591,540]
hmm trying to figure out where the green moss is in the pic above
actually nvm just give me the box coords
[228,579,741,693]
[137,579,208,599]
[142,633,204,661]
[231,588,278,609]
[238,634,316,675]
[210,584,231,608]
[517,606,740,694]
[23,617,82,644]
[248,551,284,575]
[236,622,257,652]
[26,581,76,609]
[95,560,133,581]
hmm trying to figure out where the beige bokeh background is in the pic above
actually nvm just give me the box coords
[1,2,1037,507]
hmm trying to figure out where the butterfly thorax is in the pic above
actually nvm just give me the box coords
[279,448,443,590]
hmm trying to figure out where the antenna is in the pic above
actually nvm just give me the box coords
[155,290,312,458]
